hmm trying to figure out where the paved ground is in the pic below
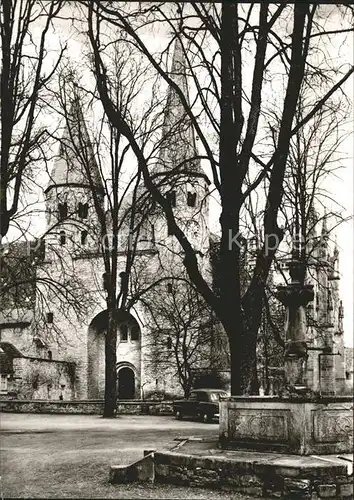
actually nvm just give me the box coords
[0,413,257,499]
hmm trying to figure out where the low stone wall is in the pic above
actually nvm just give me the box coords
[0,399,174,415]
[154,450,353,499]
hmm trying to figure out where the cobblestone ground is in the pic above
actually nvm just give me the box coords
[0,413,260,499]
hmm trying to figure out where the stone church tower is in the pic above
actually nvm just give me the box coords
[305,212,346,395]
[33,39,212,400]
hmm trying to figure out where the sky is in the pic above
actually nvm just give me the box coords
[6,3,354,347]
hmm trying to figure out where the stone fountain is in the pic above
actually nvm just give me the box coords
[219,253,353,455]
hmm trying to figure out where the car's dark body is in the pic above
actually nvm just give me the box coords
[173,388,228,422]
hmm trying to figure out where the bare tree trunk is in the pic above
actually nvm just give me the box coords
[103,307,117,418]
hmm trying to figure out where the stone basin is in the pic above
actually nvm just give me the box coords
[219,395,353,455]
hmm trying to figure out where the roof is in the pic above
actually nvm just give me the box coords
[46,97,103,194]
[0,342,23,358]
[0,342,23,375]
[157,38,204,178]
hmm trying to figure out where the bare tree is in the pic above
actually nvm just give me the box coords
[141,278,217,397]
[241,82,352,389]
[0,0,65,242]
[84,2,353,395]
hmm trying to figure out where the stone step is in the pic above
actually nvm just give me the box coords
[109,445,353,499]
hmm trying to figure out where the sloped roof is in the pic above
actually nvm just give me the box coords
[0,342,23,358]
[157,38,204,178]
[0,342,23,375]
[46,97,103,193]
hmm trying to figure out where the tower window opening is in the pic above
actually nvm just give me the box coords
[81,230,88,245]
[48,350,52,360]
[46,312,54,324]
[59,230,66,246]
[102,272,110,290]
[187,192,197,207]
[120,324,128,342]
[78,202,88,218]
[166,337,172,350]
[131,324,139,341]
[58,203,68,220]
[167,283,173,293]
[166,191,176,207]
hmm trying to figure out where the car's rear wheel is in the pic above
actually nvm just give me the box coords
[175,410,183,420]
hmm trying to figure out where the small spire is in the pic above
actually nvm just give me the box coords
[307,205,319,264]
[319,210,329,261]
[333,233,339,259]
[329,233,340,280]
[321,210,329,238]
[308,205,318,239]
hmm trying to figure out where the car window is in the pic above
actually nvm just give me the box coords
[209,392,227,402]
[189,393,197,401]
[196,392,208,402]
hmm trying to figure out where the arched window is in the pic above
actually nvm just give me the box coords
[59,230,66,246]
[78,202,88,218]
[166,337,172,350]
[81,230,88,245]
[187,192,197,207]
[46,312,54,324]
[120,324,128,342]
[48,350,52,360]
[131,324,140,341]
[167,283,173,293]
[58,203,68,220]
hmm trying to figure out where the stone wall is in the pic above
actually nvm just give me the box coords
[8,357,75,399]
[154,450,353,499]
[0,399,173,415]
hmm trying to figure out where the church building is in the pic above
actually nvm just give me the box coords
[0,40,216,400]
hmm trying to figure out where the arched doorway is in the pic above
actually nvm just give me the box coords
[87,309,141,399]
[117,367,135,399]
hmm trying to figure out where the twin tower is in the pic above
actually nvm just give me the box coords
[40,40,212,400]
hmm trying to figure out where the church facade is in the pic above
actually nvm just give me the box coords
[0,41,352,401]
[0,41,216,401]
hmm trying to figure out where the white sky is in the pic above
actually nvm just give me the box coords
[7,3,354,346]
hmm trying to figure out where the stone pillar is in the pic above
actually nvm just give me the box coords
[318,287,336,396]
[277,258,314,393]
[319,353,336,396]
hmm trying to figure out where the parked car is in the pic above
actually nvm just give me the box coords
[173,388,228,423]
